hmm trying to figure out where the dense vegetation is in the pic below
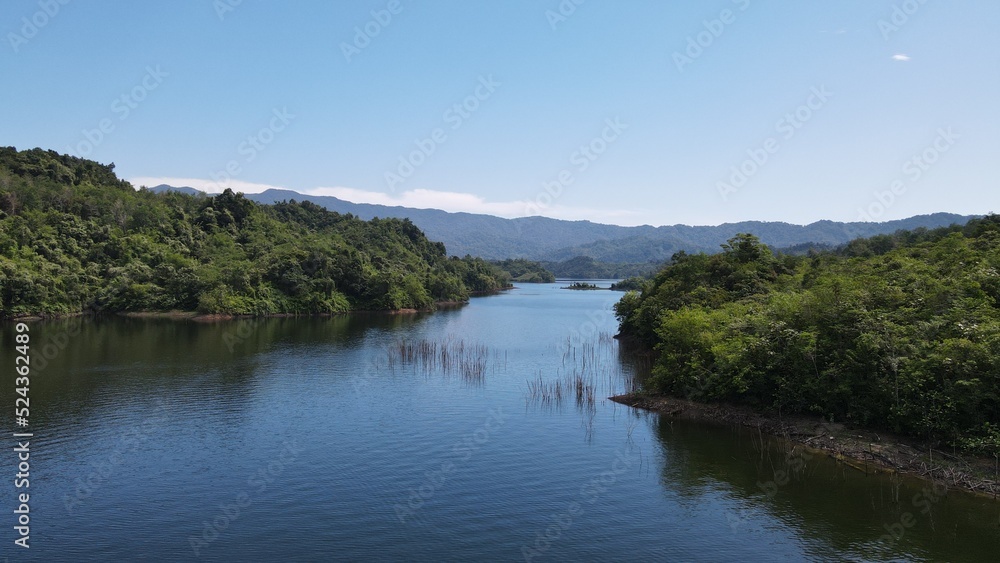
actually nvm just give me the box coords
[541,256,660,280]
[610,277,649,292]
[615,222,1000,454]
[563,282,600,290]
[0,147,511,316]
[489,258,555,283]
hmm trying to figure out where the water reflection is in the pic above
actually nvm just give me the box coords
[649,413,1000,561]
[1,291,999,562]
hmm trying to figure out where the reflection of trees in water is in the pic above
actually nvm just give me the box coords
[4,313,438,431]
[647,414,1000,561]
[615,336,653,393]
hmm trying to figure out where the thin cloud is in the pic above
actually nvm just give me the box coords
[128,177,647,225]
[129,176,283,194]
[300,186,644,224]
[307,186,532,216]
[891,54,911,62]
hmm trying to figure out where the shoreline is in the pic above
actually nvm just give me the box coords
[3,299,477,323]
[611,392,1000,500]
[3,289,520,322]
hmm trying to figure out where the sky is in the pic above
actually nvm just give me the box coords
[2,0,998,227]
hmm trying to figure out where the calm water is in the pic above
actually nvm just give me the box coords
[2,283,999,561]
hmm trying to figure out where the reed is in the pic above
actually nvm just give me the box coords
[384,338,501,384]
[526,373,563,405]
[525,369,596,411]
[555,332,644,397]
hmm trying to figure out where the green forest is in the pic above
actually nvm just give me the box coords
[489,258,555,283]
[615,221,1000,455]
[0,147,512,316]
[541,255,659,280]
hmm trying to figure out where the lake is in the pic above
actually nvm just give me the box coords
[2,283,999,561]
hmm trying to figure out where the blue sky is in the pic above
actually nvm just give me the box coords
[2,0,998,226]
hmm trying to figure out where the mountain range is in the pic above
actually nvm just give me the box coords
[149,185,975,263]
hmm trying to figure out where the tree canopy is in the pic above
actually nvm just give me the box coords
[0,147,511,316]
[615,223,1000,454]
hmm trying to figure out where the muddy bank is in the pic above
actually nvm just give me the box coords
[4,312,87,321]
[6,301,473,323]
[611,392,1000,499]
[121,311,202,320]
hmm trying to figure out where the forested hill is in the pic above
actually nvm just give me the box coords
[0,147,512,317]
[614,219,1000,454]
[156,185,975,263]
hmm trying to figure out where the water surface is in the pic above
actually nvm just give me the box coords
[2,283,998,561]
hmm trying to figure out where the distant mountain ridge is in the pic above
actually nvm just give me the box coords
[149,185,976,263]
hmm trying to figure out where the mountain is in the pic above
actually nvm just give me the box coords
[243,188,634,259]
[149,184,204,197]
[148,185,976,262]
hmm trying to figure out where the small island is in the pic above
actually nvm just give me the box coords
[561,282,602,290]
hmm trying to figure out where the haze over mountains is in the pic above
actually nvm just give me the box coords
[150,185,975,263]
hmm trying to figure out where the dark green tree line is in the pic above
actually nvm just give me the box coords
[0,147,511,316]
[615,223,1000,452]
